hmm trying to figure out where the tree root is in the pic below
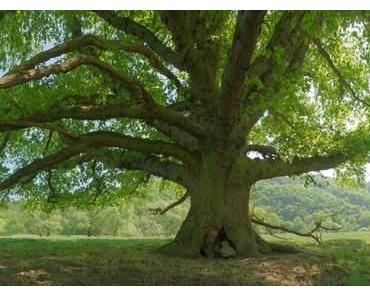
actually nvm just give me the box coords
[254,231,300,255]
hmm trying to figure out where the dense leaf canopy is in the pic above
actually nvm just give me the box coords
[0,11,369,208]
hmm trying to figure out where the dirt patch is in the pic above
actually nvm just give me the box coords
[10,269,52,285]
[234,253,347,285]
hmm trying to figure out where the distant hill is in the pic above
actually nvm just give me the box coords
[253,177,370,232]
[1,177,370,237]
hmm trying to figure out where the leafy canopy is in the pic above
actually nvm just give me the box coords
[0,11,369,207]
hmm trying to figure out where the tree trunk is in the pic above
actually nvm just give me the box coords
[162,154,259,258]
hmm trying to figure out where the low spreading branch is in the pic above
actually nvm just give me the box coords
[0,142,90,191]
[253,152,349,181]
[149,190,189,215]
[79,131,197,167]
[98,151,193,187]
[0,102,206,139]
[251,214,342,244]
[0,131,196,192]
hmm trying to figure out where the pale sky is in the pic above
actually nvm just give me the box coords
[321,164,370,182]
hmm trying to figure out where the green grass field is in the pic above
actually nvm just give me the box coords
[0,232,369,285]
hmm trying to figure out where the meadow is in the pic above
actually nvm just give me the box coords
[0,232,369,285]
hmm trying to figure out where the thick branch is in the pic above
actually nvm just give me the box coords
[147,120,199,152]
[7,34,181,88]
[0,142,90,191]
[0,55,83,89]
[242,12,308,133]
[0,103,206,139]
[93,151,193,188]
[159,11,219,111]
[1,54,152,105]
[149,190,189,215]
[218,11,266,129]
[1,52,205,137]
[159,11,196,55]
[77,131,198,167]
[252,152,348,181]
[95,11,182,69]
[0,130,197,191]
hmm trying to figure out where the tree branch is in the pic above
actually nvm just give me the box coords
[0,142,90,191]
[6,34,181,88]
[146,120,199,152]
[159,11,196,56]
[251,214,342,245]
[0,102,206,139]
[1,53,153,105]
[252,152,349,181]
[95,11,182,70]
[1,52,205,137]
[93,151,193,188]
[218,11,266,130]
[0,129,197,191]
[0,55,84,89]
[311,37,370,108]
[77,131,198,167]
[242,12,308,133]
[159,11,220,112]
[149,190,189,215]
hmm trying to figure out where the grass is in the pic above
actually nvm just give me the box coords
[0,232,369,285]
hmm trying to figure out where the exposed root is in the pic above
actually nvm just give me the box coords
[255,231,300,255]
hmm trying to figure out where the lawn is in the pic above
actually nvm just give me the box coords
[0,232,369,285]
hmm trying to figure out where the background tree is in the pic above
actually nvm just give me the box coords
[0,11,369,257]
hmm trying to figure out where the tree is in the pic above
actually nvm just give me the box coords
[0,11,369,257]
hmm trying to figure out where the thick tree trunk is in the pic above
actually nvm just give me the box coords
[162,154,258,258]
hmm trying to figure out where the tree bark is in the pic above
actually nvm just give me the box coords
[161,154,258,258]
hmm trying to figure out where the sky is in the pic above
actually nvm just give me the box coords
[321,164,370,182]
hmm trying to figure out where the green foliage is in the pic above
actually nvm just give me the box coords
[1,177,370,237]
[0,11,369,202]
[252,177,370,233]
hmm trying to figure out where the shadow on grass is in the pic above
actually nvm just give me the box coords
[0,237,368,285]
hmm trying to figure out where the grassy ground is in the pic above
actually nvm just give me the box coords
[0,232,369,285]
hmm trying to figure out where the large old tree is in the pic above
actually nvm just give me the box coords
[0,11,370,257]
